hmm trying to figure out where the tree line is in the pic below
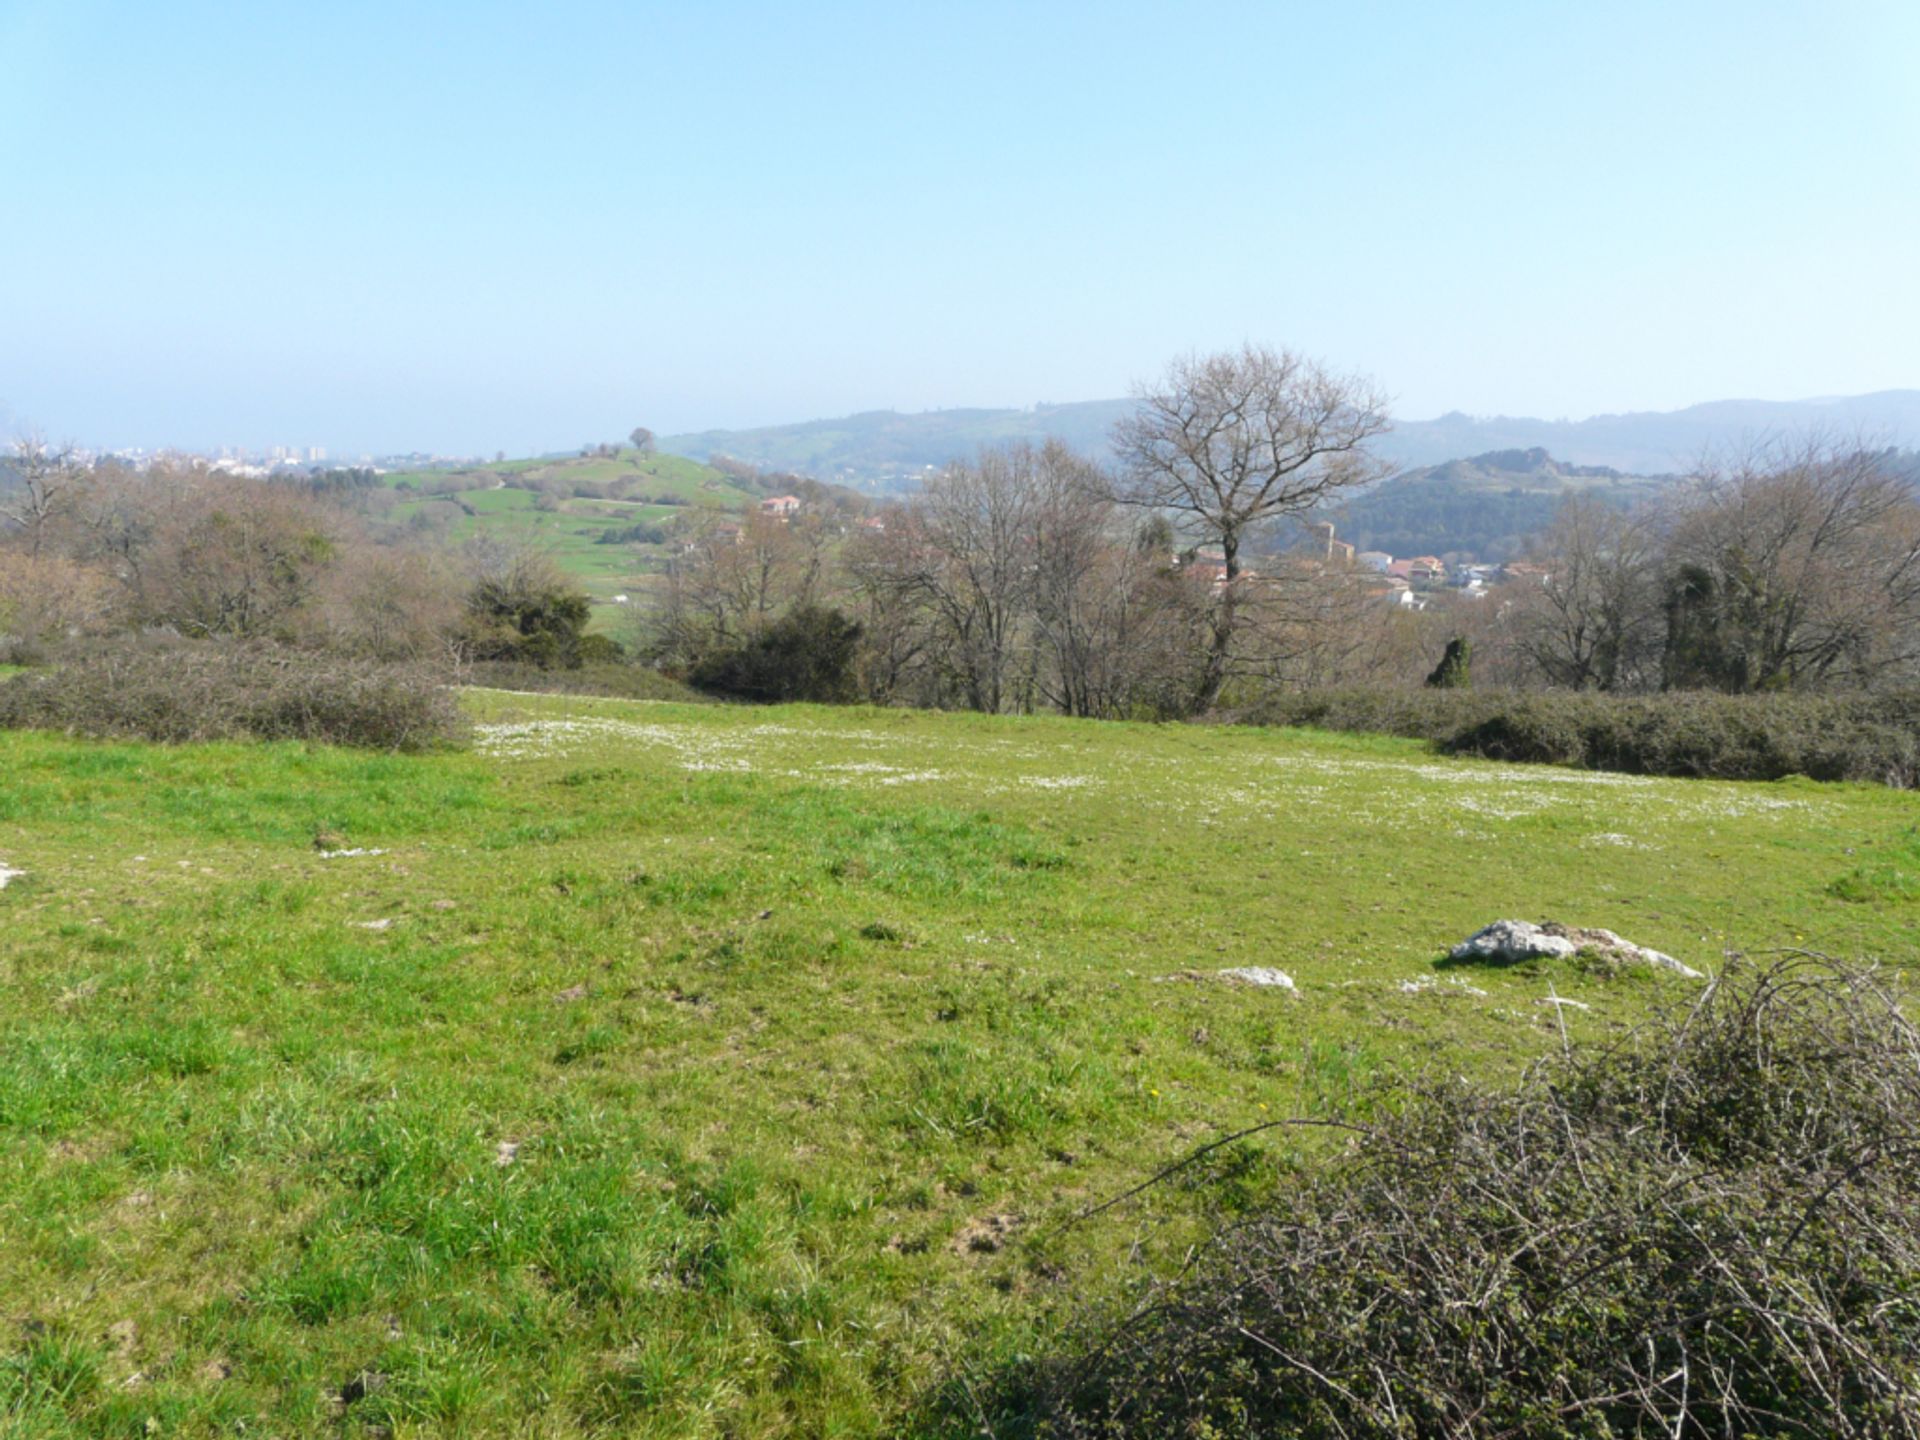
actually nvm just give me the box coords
[0,446,607,671]
[6,344,1917,714]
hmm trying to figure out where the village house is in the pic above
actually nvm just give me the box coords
[759,494,801,519]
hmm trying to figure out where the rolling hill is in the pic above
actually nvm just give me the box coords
[1328,448,1671,561]
[662,390,1920,487]
[663,402,1134,489]
[377,449,759,604]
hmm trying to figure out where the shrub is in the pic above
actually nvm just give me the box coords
[689,606,863,704]
[0,553,119,662]
[595,522,669,546]
[1006,959,1920,1439]
[455,558,595,668]
[0,640,468,750]
[1238,687,1920,787]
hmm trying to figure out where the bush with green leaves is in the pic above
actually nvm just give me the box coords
[1002,959,1920,1439]
[0,640,467,751]
[455,559,596,669]
[689,605,863,704]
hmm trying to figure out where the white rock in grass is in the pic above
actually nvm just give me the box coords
[1546,925,1703,979]
[1450,920,1579,963]
[0,862,22,890]
[1218,967,1295,990]
[1449,919,1702,979]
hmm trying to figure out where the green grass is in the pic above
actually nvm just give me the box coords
[382,450,757,606]
[2,694,1914,1436]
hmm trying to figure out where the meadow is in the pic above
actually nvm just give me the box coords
[380,451,755,605]
[2,691,1915,1437]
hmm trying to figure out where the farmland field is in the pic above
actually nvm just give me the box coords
[2,691,1915,1436]
[379,450,756,607]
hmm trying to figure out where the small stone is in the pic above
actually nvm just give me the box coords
[494,1140,520,1167]
[1218,966,1295,989]
[554,984,588,1004]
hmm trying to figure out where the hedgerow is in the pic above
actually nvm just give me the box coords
[1240,687,1920,786]
[0,640,467,751]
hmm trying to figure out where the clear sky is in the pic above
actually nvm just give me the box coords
[2,0,1916,456]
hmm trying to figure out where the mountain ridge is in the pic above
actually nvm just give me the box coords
[661,389,1920,487]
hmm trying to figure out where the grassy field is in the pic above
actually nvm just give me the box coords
[2,693,1915,1436]
[381,451,756,606]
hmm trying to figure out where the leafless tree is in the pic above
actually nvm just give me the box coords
[1513,494,1663,690]
[1,434,87,558]
[1111,345,1391,707]
[131,476,340,639]
[897,446,1044,713]
[0,552,119,660]
[647,510,822,667]
[307,544,464,662]
[1662,437,1920,691]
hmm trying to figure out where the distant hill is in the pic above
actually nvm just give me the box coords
[663,401,1133,488]
[1326,449,1670,562]
[1378,392,1920,472]
[662,390,1920,487]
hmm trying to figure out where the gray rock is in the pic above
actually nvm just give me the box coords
[1542,923,1703,979]
[1449,919,1702,979]
[1450,920,1577,964]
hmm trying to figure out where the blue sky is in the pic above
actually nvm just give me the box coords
[2,0,1916,455]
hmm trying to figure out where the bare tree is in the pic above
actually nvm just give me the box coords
[0,553,119,660]
[647,510,820,667]
[1,434,86,558]
[628,426,656,456]
[1111,345,1391,708]
[1514,494,1662,690]
[307,544,464,662]
[132,476,340,639]
[1662,437,1920,691]
[900,446,1043,713]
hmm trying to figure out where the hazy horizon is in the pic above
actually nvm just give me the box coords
[4,1,1916,456]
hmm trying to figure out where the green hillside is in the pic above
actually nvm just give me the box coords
[1330,447,1671,560]
[378,449,758,606]
[663,402,1134,490]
